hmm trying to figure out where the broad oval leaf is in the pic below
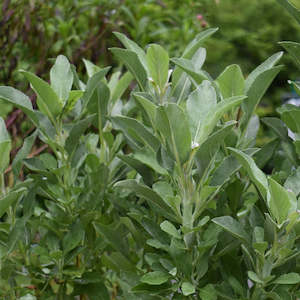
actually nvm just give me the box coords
[160,220,181,239]
[146,44,169,91]
[216,64,245,99]
[156,103,191,164]
[186,80,217,140]
[273,272,300,284]
[140,271,170,285]
[50,55,73,103]
[181,282,195,296]
[268,177,297,225]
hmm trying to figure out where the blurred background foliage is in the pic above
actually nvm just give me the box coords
[1,0,300,137]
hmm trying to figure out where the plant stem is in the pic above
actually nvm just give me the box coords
[0,173,6,197]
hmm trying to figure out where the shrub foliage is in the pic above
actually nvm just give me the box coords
[0,2,300,299]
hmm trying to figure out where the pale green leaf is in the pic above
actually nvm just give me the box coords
[186,80,216,140]
[196,95,246,145]
[20,70,62,119]
[160,220,181,239]
[216,64,245,98]
[0,117,11,172]
[140,271,170,285]
[147,44,169,91]
[268,177,297,224]
[156,103,191,164]
[50,55,73,102]
[181,282,195,296]
[228,147,269,199]
[83,58,101,77]
[110,48,147,91]
[273,272,300,284]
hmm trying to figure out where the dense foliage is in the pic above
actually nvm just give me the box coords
[1,0,300,299]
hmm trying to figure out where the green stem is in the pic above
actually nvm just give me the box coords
[0,173,6,197]
[251,286,262,300]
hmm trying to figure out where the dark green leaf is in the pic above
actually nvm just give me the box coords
[63,220,85,254]
[114,179,179,222]
[199,284,217,300]
[12,130,37,177]
[277,0,300,24]
[75,282,110,300]
[118,153,154,185]
[254,139,279,169]
[261,117,288,140]
[7,217,26,253]
[210,155,240,187]
[65,114,96,155]
[93,222,129,256]
[212,216,250,243]
[0,188,26,218]
[132,148,168,175]
[111,115,160,151]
